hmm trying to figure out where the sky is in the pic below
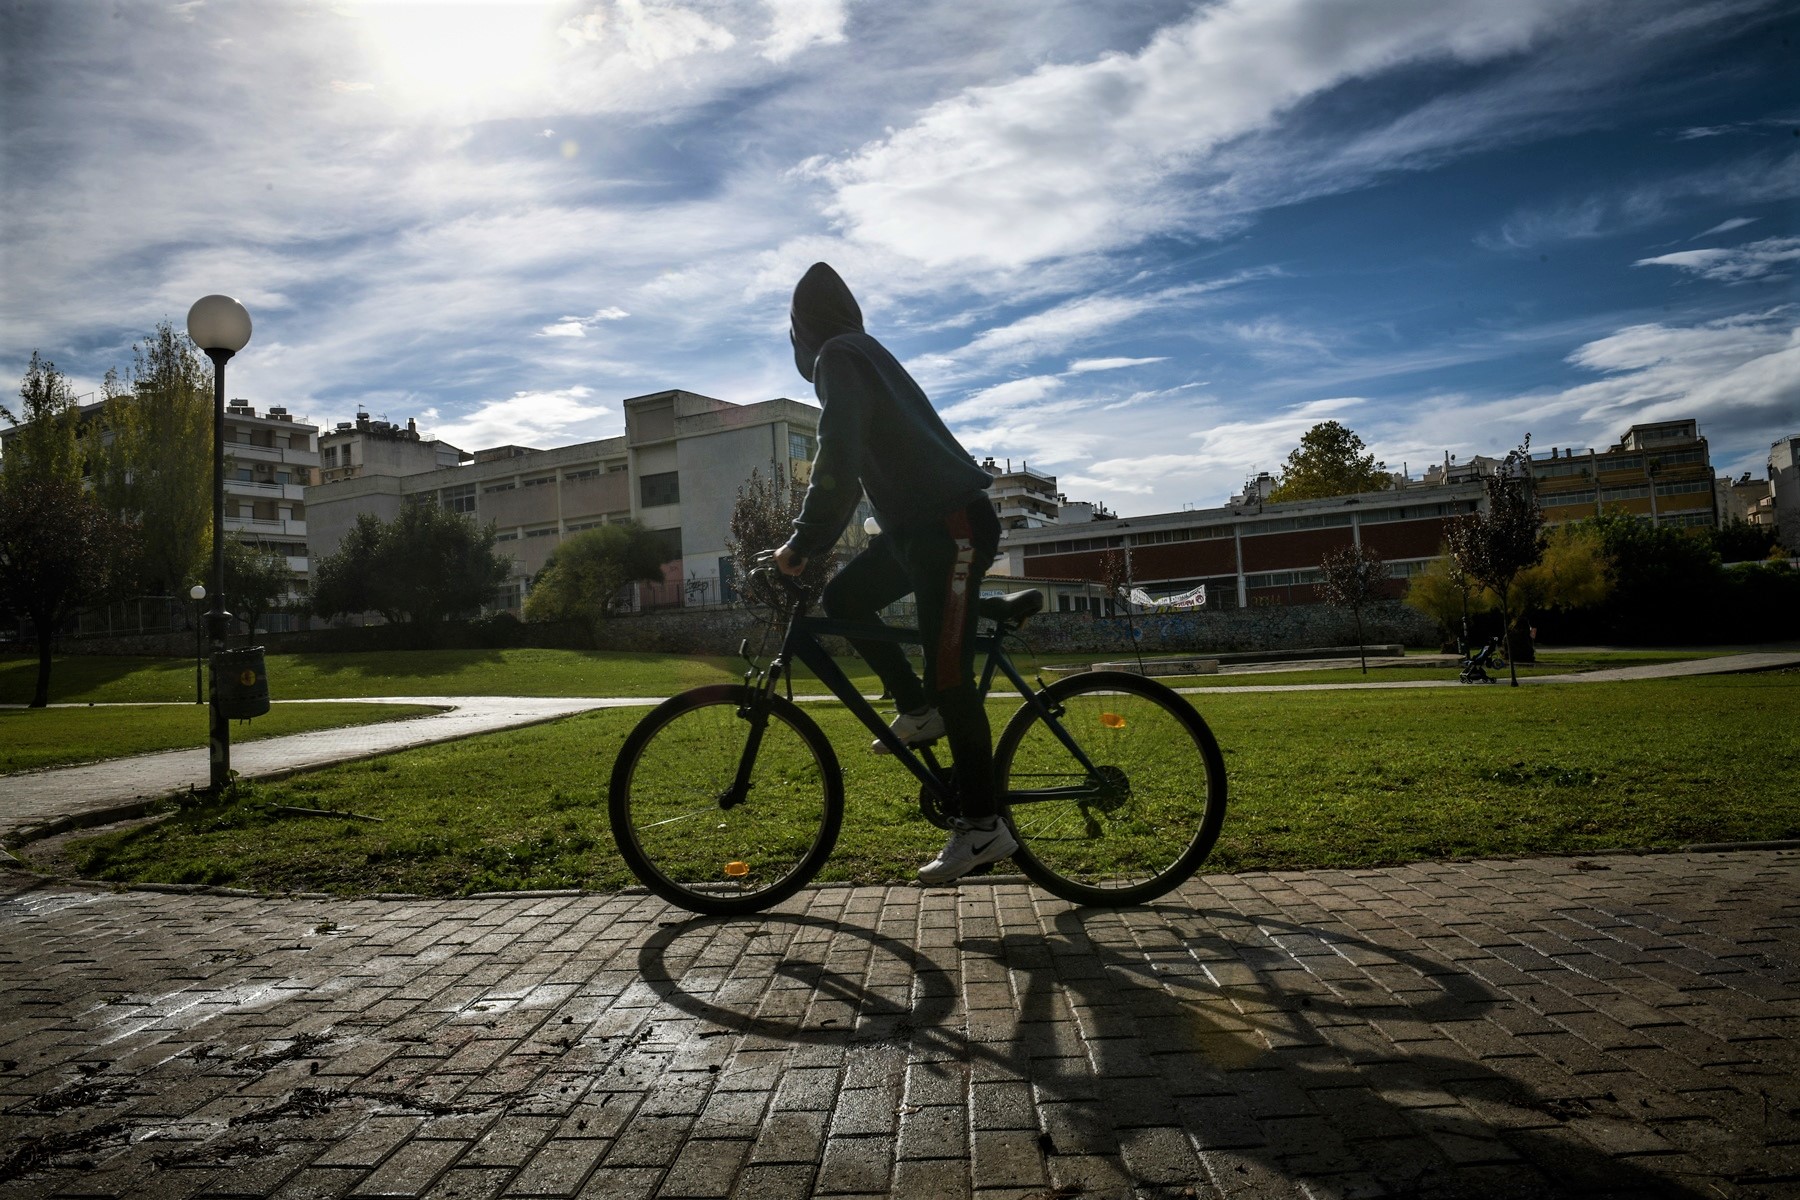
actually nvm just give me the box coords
[2,0,1796,516]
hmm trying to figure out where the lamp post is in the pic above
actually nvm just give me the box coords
[189,584,206,704]
[186,295,252,794]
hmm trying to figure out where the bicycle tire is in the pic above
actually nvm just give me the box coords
[608,684,843,916]
[995,671,1227,906]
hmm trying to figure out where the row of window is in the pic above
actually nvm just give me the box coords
[1026,500,1477,558]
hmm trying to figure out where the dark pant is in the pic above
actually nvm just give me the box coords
[821,497,1002,819]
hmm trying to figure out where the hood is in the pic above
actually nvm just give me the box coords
[790,262,864,383]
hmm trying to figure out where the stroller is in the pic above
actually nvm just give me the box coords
[1459,637,1504,684]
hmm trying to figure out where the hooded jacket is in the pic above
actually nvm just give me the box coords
[784,263,991,559]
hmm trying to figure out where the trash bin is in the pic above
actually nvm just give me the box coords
[215,646,271,719]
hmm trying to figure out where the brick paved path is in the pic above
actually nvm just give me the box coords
[3,851,1796,1199]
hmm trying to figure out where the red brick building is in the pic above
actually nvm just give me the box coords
[992,482,1486,611]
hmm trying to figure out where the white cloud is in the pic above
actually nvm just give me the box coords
[1067,356,1168,373]
[1636,236,1800,283]
[428,386,618,449]
[940,375,1064,423]
[759,0,847,62]
[536,306,632,337]
[1480,151,1800,251]
[558,0,736,68]
[819,0,1600,268]
[1695,216,1758,238]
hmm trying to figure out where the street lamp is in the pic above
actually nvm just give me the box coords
[187,295,252,794]
[189,584,206,705]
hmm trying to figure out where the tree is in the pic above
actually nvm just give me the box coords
[93,322,214,595]
[309,513,384,623]
[223,539,293,643]
[1444,439,1543,686]
[1404,550,1497,651]
[523,523,667,628]
[1,354,134,706]
[2,353,85,485]
[1317,543,1388,674]
[725,463,836,607]
[1512,523,1611,630]
[1266,421,1392,502]
[310,503,510,634]
[1576,510,1721,643]
[1710,518,1780,564]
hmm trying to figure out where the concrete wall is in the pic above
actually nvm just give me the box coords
[40,598,1439,661]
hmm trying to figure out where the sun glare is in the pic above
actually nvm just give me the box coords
[349,1,563,115]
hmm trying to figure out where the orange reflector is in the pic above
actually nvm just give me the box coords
[1100,712,1127,729]
[724,861,750,877]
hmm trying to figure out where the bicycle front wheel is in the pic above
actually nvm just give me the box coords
[996,671,1227,906]
[608,685,843,916]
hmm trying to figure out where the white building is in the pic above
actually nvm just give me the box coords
[1771,434,1800,554]
[219,403,320,614]
[320,411,468,484]
[306,389,822,612]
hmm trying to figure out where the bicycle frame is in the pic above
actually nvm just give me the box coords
[738,584,1105,811]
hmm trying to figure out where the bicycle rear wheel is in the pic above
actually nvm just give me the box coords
[996,671,1227,906]
[609,685,843,916]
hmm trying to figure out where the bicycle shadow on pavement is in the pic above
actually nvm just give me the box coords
[636,903,1708,1199]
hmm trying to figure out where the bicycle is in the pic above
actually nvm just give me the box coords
[607,565,1228,916]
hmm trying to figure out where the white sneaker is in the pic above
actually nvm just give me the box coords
[918,819,1018,885]
[871,707,945,755]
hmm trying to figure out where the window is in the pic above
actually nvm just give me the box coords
[525,527,558,538]
[322,446,337,467]
[1542,489,1596,507]
[483,481,516,494]
[521,476,553,488]
[643,527,683,562]
[496,531,519,541]
[443,485,476,514]
[564,468,600,483]
[789,431,816,461]
[1654,479,1711,497]
[640,472,680,507]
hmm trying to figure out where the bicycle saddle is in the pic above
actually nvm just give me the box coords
[979,589,1044,624]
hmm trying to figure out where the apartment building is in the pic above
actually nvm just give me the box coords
[219,404,320,610]
[305,389,822,612]
[319,412,469,483]
[1768,434,1800,554]
[979,456,1061,529]
[1,397,320,610]
[994,483,1486,610]
[1532,420,1717,530]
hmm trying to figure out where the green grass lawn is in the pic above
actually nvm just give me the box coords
[0,702,448,774]
[0,647,897,705]
[0,645,1715,707]
[38,672,1798,897]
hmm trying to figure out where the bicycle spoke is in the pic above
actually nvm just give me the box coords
[610,687,842,916]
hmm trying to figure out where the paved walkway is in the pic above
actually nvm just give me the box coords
[0,697,657,842]
[2,851,1795,1198]
[2,650,1796,1196]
